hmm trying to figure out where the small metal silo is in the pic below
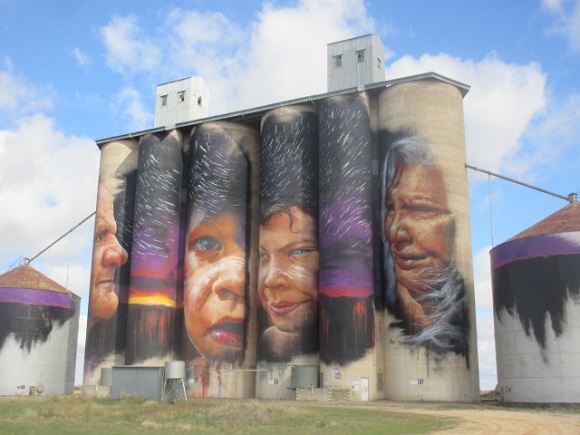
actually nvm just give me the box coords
[0,265,80,395]
[491,196,580,403]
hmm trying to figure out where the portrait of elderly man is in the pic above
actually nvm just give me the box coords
[382,135,468,356]
[88,181,129,331]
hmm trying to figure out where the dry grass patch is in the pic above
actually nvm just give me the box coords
[0,395,455,434]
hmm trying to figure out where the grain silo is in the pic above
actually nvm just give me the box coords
[378,78,480,402]
[0,264,80,395]
[491,195,580,403]
[85,31,483,401]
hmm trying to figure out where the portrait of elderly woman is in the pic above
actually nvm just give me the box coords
[183,123,249,365]
[382,135,468,356]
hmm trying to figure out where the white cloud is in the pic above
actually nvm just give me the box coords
[111,86,153,131]
[476,309,497,390]
[0,75,98,391]
[232,0,375,109]
[0,61,54,121]
[542,0,563,11]
[472,246,498,390]
[100,15,162,75]
[163,9,246,114]
[473,246,493,310]
[385,52,547,178]
[166,8,244,48]
[44,262,93,303]
[72,47,91,70]
[76,314,87,385]
[544,0,580,51]
[0,114,99,268]
[100,0,376,115]
[520,92,580,179]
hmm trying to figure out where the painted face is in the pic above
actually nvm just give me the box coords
[384,163,454,295]
[89,184,128,320]
[184,212,246,362]
[259,207,318,333]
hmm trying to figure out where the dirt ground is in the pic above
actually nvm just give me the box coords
[311,401,580,434]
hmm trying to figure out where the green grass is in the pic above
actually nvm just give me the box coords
[0,395,456,434]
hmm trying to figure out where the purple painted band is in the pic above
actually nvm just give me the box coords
[490,232,580,269]
[0,287,75,309]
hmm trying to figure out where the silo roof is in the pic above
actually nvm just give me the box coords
[506,201,580,242]
[0,265,77,309]
[491,201,580,269]
[0,265,69,293]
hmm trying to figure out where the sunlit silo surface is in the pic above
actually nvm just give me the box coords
[491,199,580,403]
[379,79,479,402]
[0,265,80,395]
[86,71,480,401]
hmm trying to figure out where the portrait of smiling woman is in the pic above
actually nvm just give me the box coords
[183,123,249,365]
[382,135,469,356]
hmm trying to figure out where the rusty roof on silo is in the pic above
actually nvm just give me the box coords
[0,265,69,293]
[507,201,580,242]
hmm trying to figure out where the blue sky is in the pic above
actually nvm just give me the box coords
[1,0,579,389]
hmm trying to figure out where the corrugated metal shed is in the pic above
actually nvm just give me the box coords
[111,366,165,400]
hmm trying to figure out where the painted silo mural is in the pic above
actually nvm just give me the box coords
[318,93,377,397]
[492,200,580,403]
[85,73,479,402]
[379,79,479,402]
[256,105,319,399]
[84,139,138,386]
[126,131,182,365]
[183,122,259,398]
[0,265,79,395]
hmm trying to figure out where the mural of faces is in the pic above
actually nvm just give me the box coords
[384,163,453,332]
[184,211,246,362]
[259,206,319,338]
[89,183,128,323]
[382,135,468,356]
[183,123,249,365]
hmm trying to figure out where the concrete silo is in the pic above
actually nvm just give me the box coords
[0,264,80,395]
[182,122,260,399]
[256,105,320,400]
[84,138,138,386]
[492,195,580,403]
[378,78,480,402]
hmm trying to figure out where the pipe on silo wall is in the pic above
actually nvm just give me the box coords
[492,229,580,403]
[182,122,259,399]
[84,139,138,386]
[378,79,480,402]
[318,93,378,399]
[126,130,183,365]
[255,105,320,400]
